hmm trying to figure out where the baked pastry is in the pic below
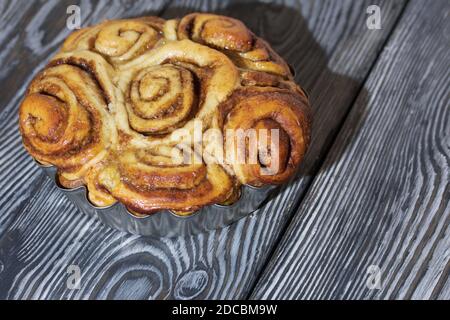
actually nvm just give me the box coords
[19,13,312,215]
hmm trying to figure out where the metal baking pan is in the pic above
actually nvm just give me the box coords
[36,161,278,238]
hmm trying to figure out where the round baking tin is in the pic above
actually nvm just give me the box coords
[36,161,278,238]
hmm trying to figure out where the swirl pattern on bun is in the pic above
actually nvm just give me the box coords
[62,17,165,64]
[219,87,311,187]
[19,63,115,183]
[176,13,291,76]
[19,13,312,215]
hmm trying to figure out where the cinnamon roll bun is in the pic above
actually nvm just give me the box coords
[19,13,312,215]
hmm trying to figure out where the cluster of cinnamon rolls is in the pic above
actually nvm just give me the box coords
[19,13,312,215]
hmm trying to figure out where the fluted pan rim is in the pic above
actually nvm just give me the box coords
[34,159,276,220]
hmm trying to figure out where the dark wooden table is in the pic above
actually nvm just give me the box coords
[0,0,448,300]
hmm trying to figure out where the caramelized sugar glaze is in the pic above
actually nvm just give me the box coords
[19,13,312,215]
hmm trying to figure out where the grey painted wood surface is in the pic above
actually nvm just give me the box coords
[251,0,450,300]
[0,0,433,300]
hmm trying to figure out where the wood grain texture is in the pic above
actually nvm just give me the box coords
[0,0,409,299]
[251,0,450,300]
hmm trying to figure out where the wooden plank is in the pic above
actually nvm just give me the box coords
[0,0,407,299]
[250,0,450,300]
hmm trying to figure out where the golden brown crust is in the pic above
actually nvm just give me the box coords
[18,13,312,215]
[177,13,291,77]
[219,87,311,186]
